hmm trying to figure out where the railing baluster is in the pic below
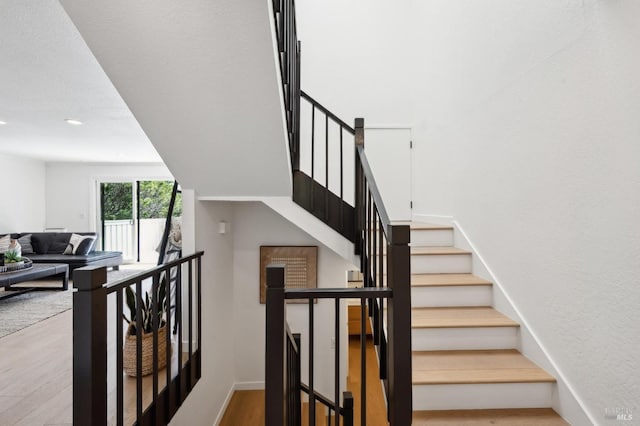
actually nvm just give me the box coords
[311,105,316,179]
[309,298,315,426]
[378,223,387,380]
[334,298,340,426]
[152,274,159,424]
[135,280,143,422]
[294,333,302,426]
[325,114,329,221]
[116,288,124,426]
[197,257,202,379]
[177,265,183,402]
[165,267,172,420]
[360,297,367,426]
[188,259,193,388]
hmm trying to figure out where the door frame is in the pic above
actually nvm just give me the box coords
[364,124,414,221]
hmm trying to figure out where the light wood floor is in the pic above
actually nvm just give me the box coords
[0,296,191,426]
[219,336,389,426]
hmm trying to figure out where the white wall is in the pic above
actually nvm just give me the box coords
[169,197,236,426]
[45,162,172,232]
[0,153,46,233]
[60,0,292,199]
[297,1,640,423]
[171,199,355,425]
[232,201,354,398]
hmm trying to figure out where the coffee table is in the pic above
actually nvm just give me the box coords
[0,263,69,300]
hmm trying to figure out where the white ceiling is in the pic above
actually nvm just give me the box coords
[0,0,162,163]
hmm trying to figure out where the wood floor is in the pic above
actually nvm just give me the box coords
[0,295,190,426]
[219,336,389,426]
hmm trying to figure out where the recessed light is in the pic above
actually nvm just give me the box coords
[0,121,6,125]
[65,119,83,125]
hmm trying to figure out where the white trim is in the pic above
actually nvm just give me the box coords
[234,381,265,390]
[197,195,280,202]
[212,381,266,425]
[212,384,236,426]
[451,219,596,426]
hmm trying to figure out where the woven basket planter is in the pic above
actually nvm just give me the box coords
[123,325,168,377]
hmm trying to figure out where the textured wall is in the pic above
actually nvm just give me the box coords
[0,153,46,233]
[297,1,639,423]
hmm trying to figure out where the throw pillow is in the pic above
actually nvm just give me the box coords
[17,234,35,254]
[64,233,97,255]
[0,234,10,252]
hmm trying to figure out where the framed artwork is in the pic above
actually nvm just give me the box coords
[260,246,318,304]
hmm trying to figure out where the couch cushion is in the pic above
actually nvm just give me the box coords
[31,233,72,254]
[17,234,35,254]
[0,234,10,252]
[64,233,97,255]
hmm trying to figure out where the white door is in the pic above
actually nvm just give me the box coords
[363,128,412,221]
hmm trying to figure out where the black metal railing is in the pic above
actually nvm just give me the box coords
[272,0,301,170]
[73,252,204,426]
[270,0,412,423]
[354,119,412,425]
[291,92,356,242]
[265,261,408,426]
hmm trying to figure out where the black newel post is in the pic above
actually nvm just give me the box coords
[265,264,286,426]
[73,266,108,426]
[387,225,412,425]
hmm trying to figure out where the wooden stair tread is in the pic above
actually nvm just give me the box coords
[412,273,491,287]
[412,350,556,384]
[413,408,569,425]
[412,307,519,329]
[411,246,471,256]
[390,221,454,230]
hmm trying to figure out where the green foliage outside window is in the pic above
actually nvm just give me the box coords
[138,181,182,219]
[102,182,133,220]
[102,181,182,221]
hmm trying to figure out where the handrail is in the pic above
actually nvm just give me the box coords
[355,146,392,236]
[105,250,204,293]
[285,287,392,300]
[301,90,355,134]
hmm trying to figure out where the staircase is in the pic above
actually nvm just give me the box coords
[269,0,573,422]
[403,222,569,424]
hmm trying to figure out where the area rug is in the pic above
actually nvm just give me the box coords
[0,268,145,338]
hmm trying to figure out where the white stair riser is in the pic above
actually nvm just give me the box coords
[412,382,553,410]
[412,327,519,351]
[411,229,453,247]
[412,254,472,274]
[411,286,492,307]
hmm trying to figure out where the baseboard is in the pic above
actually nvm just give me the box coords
[212,381,266,426]
[235,381,265,390]
[213,384,235,426]
[450,219,595,426]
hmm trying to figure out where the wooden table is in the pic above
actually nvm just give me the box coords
[0,263,69,300]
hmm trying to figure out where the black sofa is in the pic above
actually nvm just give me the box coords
[4,232,122,272]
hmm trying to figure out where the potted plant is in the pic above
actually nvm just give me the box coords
[3,241,24,271]
[122,279,169,377]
